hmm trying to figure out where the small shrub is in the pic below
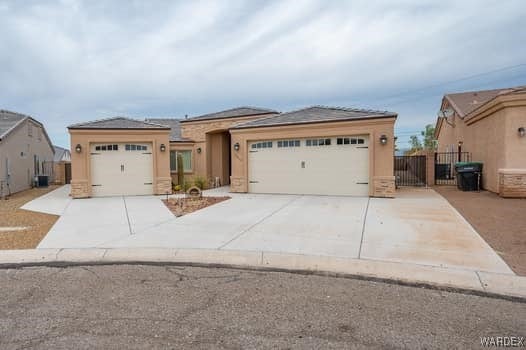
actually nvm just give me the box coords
[174,184,181,192]
[182,180,192,192]
[193,176,207,190]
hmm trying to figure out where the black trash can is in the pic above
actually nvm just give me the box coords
[455,162,482,191]
[37,175,49,187]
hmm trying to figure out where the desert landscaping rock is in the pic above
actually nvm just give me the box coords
[163,196,231,217]
[0,186,59,250]
[435,186,526,275]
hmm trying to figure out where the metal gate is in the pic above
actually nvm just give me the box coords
[394,155,427,186]
[434,152,471,185]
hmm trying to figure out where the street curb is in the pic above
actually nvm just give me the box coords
[0,248,525,303]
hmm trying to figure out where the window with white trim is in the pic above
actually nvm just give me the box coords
[95,144,119,151]
[251,141,273,149]
[306,138,331,146]
[277,140,300,148]
[125,144,147,151]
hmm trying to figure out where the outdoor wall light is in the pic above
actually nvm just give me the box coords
[234,142,240,151]
[379,134,388,145]
[518,127,525,137]
[160,144,166,152]
[196,147,202,154]
[75,144,82,153]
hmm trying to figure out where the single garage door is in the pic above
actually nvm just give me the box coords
[90,143,153,197]
[248,136,369,196]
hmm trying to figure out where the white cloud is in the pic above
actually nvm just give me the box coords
[0,0,525,147]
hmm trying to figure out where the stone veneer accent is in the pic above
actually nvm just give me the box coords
[372,176,395,198]
[499,169,526,198]
[155,177,173,195]
[71,180,89,198]
[229,176,247,193]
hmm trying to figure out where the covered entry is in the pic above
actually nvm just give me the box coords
[248,135,369,196]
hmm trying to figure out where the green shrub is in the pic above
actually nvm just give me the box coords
[182,180,192,192]
[174,184,181,192]
[193,176,207,190]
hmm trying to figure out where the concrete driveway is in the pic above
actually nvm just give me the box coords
[29,185,513,274]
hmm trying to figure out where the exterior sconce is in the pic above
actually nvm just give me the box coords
[234,142,240,151]
[519,127,525,137]
[75,144,82,153]
[379,134,388,145]
[196,147,202,153]
[160,144,166,152]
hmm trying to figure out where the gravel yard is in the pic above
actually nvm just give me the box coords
[163,196,231,216]
[0,186,60,249]
[435,186,526,276]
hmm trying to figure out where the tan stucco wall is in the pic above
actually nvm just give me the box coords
[229,117,396,197]
[69,129,171,198]
[436,94,526,194]
[0,119,54,194]
[177,113,278,186]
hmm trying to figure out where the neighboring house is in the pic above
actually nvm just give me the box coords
[435,86,526,197]
[53,145,71,185]
[68,105,397,199]
[0,110,55,195]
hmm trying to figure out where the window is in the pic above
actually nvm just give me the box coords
[95,144,119,151]
[170,150,192,172]
[252,141,273,149]
[350,138,357,144]
[357,138,365,144]
[306,138,331,146]
[124,144,147,151]
[337,137,351,145]
[277,140,300,148]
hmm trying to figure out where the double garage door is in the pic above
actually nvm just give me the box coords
[90,143,153,197]
[248,135,369,196]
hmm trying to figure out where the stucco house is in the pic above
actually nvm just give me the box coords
[0,110,55,195]
[52,145,71,185]
[435,86,526,197]
[68,106,397,199]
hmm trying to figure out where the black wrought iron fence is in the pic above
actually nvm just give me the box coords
[434,152,471,185]
[394,155,427,186]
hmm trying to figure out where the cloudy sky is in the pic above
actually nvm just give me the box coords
[1,0,525,148]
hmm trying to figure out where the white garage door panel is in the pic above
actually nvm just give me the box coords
[248,136,369,196]
[90,143,153,197]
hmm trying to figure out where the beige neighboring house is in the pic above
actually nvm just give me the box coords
[69,105,397,199]
[435,86,526,197]
[52,145,71,185]
[0,110,55,195]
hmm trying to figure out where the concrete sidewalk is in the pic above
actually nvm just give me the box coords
[0,248,524,301]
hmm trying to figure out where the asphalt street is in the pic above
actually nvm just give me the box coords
[0,265,524,349]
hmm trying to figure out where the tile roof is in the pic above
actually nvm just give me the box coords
[53,145,70,162]
[444,86,526,118]
[232,106,397,129]
[145,118,191,142]
[0,110,29,139]
[181,106,278,122]
[68,117,170,130]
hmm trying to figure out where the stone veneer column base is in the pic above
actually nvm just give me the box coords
[70,180,90,198]
[499,169,526,198]
[372,176,395,198]
[230,176,247,193]
[155,177,173,195]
